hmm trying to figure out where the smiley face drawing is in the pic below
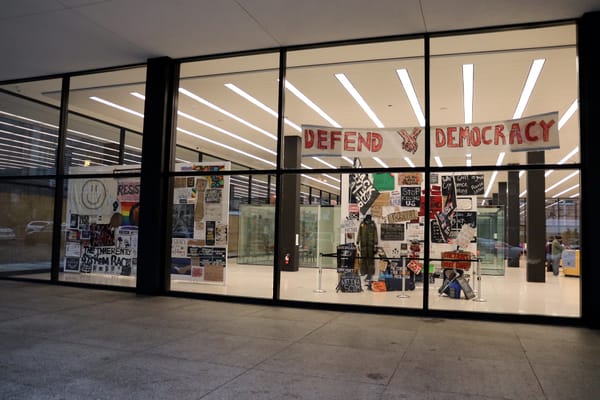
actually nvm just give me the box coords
[81,179,107,210]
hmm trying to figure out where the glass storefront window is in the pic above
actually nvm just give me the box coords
[65,113,122,169]
[0,179,56,280]
[279,171,423,309]
[286,40,425,171]
[59,173,139,288]
[169,167,274,299]
[123,130,143,166]
[430,25,579,168]
[177,53,280,171]
[429,25,580,317]
[0,82,61,176]
[67,67,146,172]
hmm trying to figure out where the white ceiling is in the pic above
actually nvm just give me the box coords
[1,0,599,199]
[1,0,599,82]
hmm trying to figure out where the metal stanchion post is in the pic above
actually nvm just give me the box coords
[397,255,409,298]
[473,257,486,302]
[314,253,326,293]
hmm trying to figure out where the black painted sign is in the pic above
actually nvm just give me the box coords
[400,186,421,207]
[452,211,477,230]
[442,175,484,195]
[381,223,405,241]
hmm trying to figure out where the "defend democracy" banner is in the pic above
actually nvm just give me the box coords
[301,111,559,158]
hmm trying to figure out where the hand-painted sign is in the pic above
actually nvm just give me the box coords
[301,112,558,159]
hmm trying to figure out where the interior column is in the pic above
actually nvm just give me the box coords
[526,152,545,282]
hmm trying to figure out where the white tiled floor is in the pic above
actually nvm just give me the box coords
[54,257,581,318]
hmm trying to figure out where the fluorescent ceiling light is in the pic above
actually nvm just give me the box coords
[0,147,54,166]
[434,156,443,167]
[553,184,579,198]
[404,157,415,168]
[0,110,57,130]
[179,88,276,140]
[0,120,57,141]
[496,152,506,166]
[463,64,473,124]
[0,127,57,147]
[544,146,580,178]
[558,99,578,129]
[484,171,499,198]
[342,156,354,165]
[335,73,384,128]
[178,111,276,156]
[396,69,425,127]
[130,91,145,100]
[545,170,579,192]
[225,84,301,132]
[90,96,144,118]
[177,127,275,167]
[301,174,339,190]
[322,173,341,183]
[513,58,545,119]
[560,146,580,163]
[373,157,388,168]
[483,152,506,198]
[466,153,472,167]
[312,157,336,169]
[285,80,341,128]
[0,138,55,157]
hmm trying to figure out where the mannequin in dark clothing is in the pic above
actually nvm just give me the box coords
[357,214,378,281]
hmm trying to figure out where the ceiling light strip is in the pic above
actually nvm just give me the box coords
[0,121,58,141]
[178,111,276,156]
[558,99,578,129]
[396,69,425,127]
[463,64,474,124]
[373,157,388,168]
[90,96,144,118]
[0,128,58,148]
[545,170,579,193]
[0,150,54,168]
[553,184,579,198]
[335,73,384,128]
[300,174,339,190]
[178,88,277,140]
[483,152,506,198]
[0,149,55,167]
[0,159,51,169]
[177,127,276,167]
[0,139,56,158]
[71,151,118,165]
[513,58,545,119]
[0,110,58,130]
[224,84,301,132]
[285,80,341,128]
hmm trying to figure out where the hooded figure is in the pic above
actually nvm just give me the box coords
[357,214,378,280]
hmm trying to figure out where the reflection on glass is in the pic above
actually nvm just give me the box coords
[0,89,60,176]
[0,179,55,280]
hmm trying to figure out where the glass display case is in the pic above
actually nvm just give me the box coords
[237,204,275,265]
[477,206,506,276]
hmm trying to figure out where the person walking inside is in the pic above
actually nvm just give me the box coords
[551,235,564,276]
